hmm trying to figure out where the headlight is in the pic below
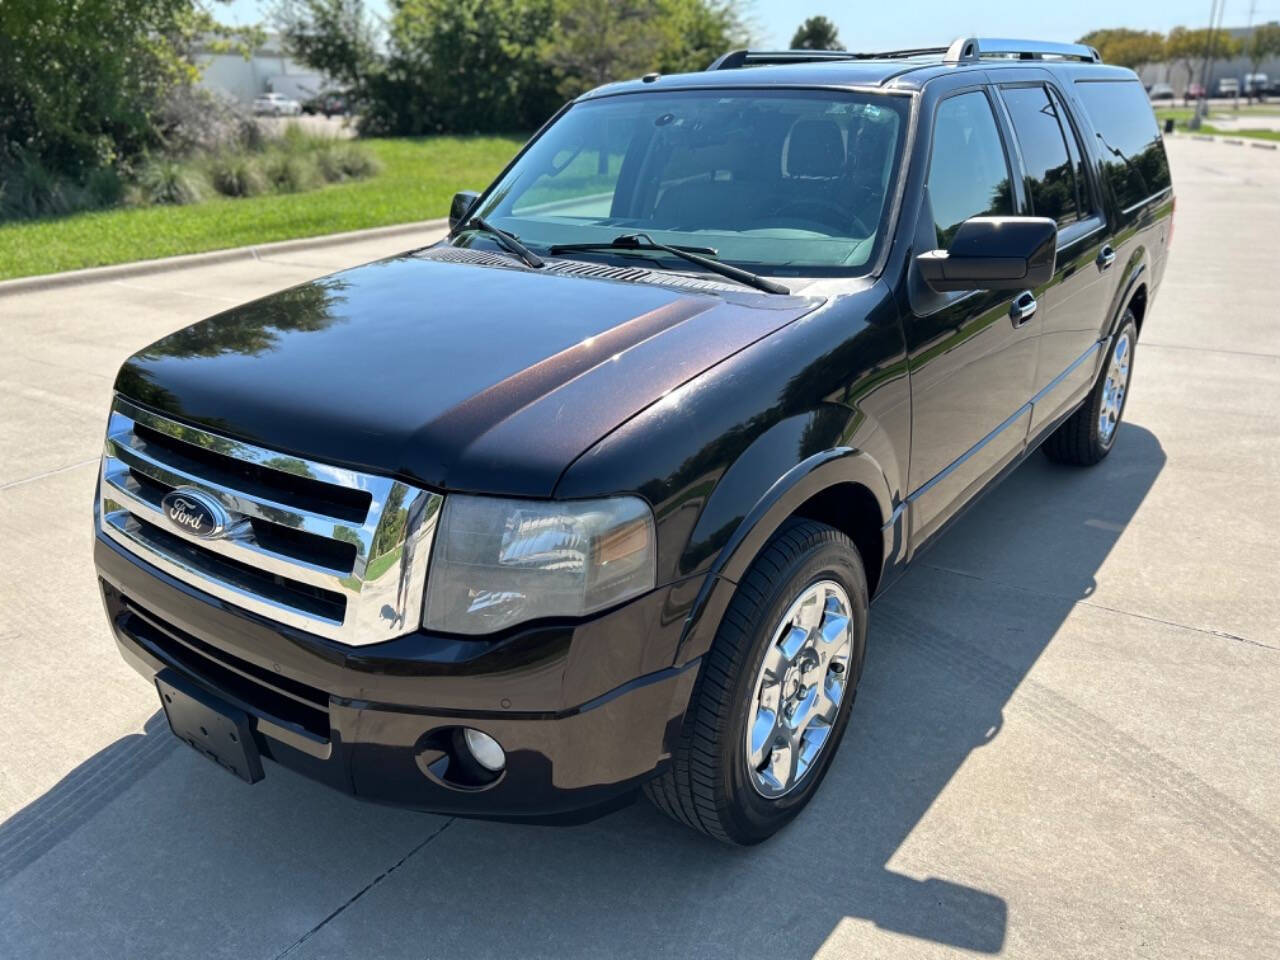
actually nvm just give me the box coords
[423,495,656,635]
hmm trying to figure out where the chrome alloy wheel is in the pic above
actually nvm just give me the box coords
[744,580,854,799]
[1098,330,1132,447]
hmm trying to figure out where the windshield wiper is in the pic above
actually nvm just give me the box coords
[549,236,720,257]
[548,233,789,295]
[454,216,544,269]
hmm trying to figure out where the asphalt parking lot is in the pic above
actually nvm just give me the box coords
[2,137,1278,958]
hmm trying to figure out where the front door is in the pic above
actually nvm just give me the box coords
[904,87,1041,548]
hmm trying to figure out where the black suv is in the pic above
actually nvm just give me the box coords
[95,38,1173,844]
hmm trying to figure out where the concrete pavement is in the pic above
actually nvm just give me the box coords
[1,139,1278,958]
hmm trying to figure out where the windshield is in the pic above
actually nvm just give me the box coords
[467,89,912,277]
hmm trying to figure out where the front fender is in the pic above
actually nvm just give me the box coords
[671,422,899,668]
[684,415,895,584]
[554,281,910,671]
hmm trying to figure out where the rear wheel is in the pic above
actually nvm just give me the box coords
[645,519,868,844]
[1044,312,1137,466]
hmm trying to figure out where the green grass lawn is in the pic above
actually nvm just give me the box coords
[363,546,404,583]
[1155,106,1280,142]
[0,135,526,282]
[1197,125,1280,141]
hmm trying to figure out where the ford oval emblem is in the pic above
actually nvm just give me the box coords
[160,488,229,539]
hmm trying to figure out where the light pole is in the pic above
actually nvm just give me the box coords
[1190,0,1223,129]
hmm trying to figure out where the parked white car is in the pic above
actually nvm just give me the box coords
[252,93,302,116]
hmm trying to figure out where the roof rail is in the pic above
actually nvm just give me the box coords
[707,50,854,70]
[707,46,949,71]
[943,37,1101,64]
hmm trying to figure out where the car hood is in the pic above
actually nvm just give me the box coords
[116,254,821,496]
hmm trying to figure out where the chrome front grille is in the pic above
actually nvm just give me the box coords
[98,396,442,645]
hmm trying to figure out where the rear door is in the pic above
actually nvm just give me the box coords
[904,83,1038,546]
[995,76,1114,433]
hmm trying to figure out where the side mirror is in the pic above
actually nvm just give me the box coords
[449,190,481,231]
[916,216,1057,293]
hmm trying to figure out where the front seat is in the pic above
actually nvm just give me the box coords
[777,118,848,224]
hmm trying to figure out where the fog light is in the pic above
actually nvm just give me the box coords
[463,728,505,772]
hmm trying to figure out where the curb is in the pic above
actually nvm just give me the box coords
[0,217,448,297]
[1177,131,1279,150]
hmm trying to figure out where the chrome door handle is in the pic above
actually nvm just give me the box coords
[1009,290,1037,327]
[1097,245,1117,269]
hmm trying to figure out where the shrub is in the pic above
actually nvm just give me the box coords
[336,143,380,178]
[313,145,347,183]
[315,142,381,182]
[84,166,124,208]
[238,116,267,153]
[277,122,331,155]
[0,147,83,219]
[0,117,381,220]
[137,157,207,206]
[207,152,267,197]
[158,86,264,157]
[262,151,317,193]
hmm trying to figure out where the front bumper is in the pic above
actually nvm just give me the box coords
[96,532,702,821]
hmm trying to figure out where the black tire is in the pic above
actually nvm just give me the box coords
[645,518,868,844]
[1043,311,1138,466]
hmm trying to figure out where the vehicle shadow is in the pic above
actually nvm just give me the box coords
[0,424,1166,960]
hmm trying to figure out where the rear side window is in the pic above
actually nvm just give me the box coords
[1074,79,1171,211]
[1000,85,1082,228]
[927,91,1014,247]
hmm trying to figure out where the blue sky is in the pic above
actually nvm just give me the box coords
[223,0,1280,49]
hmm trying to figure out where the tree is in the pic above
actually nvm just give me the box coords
[790,15,841,51]
[654,0,747,75]
[544,0,746,94]
[280,0,749,134]
[1078,29,1166,72]
[543,0,666,97]
[0,0,260,178]
[1165,27,1213,102]
[1245,23,1280,97]
[1209,31,1242,65]
[274,0,381,97]
[376,0,560,134]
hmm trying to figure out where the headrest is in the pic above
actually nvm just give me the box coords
[785,119,845,179]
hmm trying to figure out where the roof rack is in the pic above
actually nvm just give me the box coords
[706,47,946,71]
[705,38,1102,72]
[942,37,1101,64]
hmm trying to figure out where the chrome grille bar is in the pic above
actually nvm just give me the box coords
[101,463,350,590]
[98,396,442,645]
[106,429,357,538]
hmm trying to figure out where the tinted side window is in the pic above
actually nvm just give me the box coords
[1074,79,1172,211]
[1001,85,1080,227]
[928,92,1014,247]
[1048,87,1096,216]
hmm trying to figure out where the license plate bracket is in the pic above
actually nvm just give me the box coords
[156,669,264,784]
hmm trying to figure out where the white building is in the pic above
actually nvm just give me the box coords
[195,33,329,104]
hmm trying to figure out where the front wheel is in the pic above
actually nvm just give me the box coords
[645,519,868,844]
[1043,312,1137,466]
